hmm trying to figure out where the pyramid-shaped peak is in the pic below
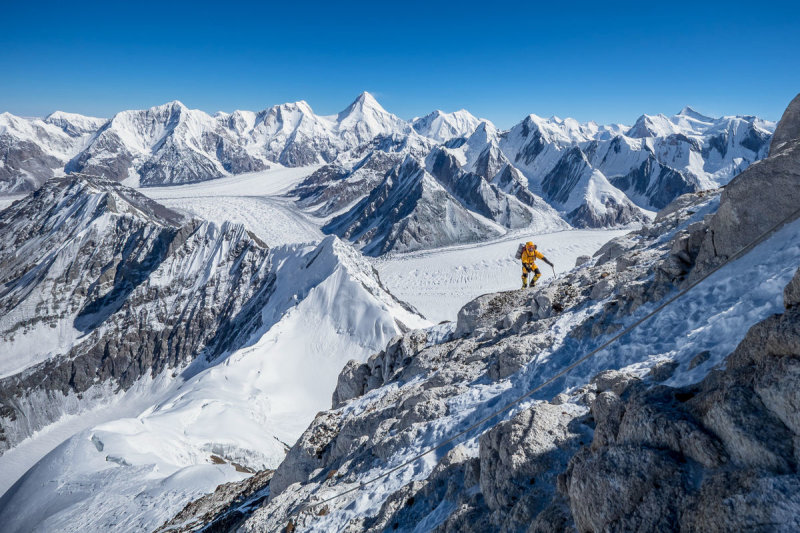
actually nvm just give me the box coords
[339,91,387,117]
[355,91,381,107]
[677,106,713,121]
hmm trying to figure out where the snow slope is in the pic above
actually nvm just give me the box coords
[374,228,629,323]
[0,236,429,533]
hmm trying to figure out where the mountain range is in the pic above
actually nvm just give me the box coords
[0,92,796,532]
[1,94,775,255]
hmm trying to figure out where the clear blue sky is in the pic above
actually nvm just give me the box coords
[2,0,798,128]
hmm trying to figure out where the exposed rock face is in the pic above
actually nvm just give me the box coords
[609,151,697,210]
[477,403,591,531]
[786,268,800,309]
[770,93,800,156]
[323,156,504,255]
[0,175,275,452]
[0,135,61,193]
[565,293,800,532]
[155,470,274,533]
[311,140,567,255]
[540,146,648,228]
[290,137,423,217]
[0,112,102,193]
[692,92,800,282]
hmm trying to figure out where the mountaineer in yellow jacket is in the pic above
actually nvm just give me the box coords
[520,241,554,289]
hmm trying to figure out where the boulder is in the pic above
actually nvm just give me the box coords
[331,360,370,407]
[647,359,679,382]
[574,255,590,267]
[478,403,590,531]
[785,267,800,309]
[769,92,800,156]
[566,445,689,533]
[591,370,640,396]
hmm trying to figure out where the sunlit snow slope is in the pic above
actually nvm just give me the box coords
[0,236,428,533]
[374,228,630,322]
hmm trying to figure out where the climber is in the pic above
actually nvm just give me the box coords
[519,241,553,289]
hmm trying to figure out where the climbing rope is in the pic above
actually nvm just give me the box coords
[287,203,800,523]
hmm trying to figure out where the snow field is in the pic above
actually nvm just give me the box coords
[374,228,631,322]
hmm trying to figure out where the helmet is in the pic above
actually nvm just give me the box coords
[526,241,535,250]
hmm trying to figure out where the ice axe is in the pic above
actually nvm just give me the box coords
[544,258,555,278]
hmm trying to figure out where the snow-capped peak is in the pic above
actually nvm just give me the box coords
[677,106,713,121]
[412,109,485,142]
[335,92,409,145]
[159,99,188,111]
[43,111,107,136]
[467,120,499,146]
[337,91,386,119]
[626,113,682,138]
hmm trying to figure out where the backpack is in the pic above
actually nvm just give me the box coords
[514,243,525,260]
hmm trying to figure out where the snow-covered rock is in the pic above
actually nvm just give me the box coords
[323,156,504,255]
[67,100,267,185]
[495,108,774,213]
[0,112,100,193]
[0,176,429,532]
[541,147,648,227]
[412,110,486,143]
[0,174,274,452]
[190,96,800,531]
[291,133,433,217]
[43,111,106,137]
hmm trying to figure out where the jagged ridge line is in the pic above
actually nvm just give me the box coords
[288,203,800,522]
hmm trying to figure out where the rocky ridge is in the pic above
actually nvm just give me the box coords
[0,174,276,452]
[166,94,800,532]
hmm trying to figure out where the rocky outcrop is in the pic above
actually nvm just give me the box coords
[770,93,800,156]
[785,268,800,309]
[564,287,800,532]
[292,142,408,217]
[692,93,800,282]
[477,403,590,531]
[332,331,428,408]
[155,470,274,533]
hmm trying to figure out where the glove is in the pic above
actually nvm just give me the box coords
[542,257,554,267]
